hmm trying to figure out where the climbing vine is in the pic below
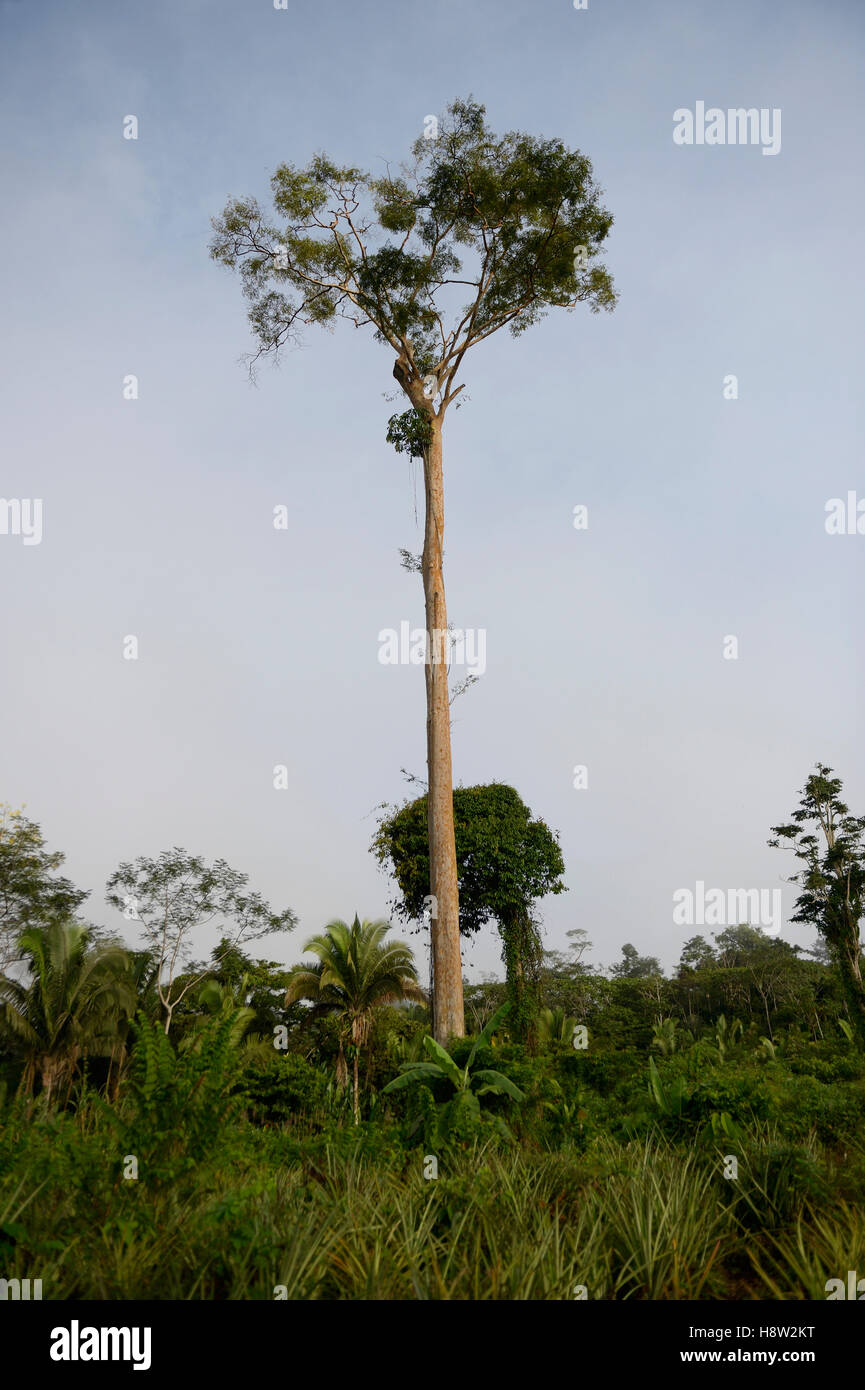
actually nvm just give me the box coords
[386,408,432,462]
[499,906,544,1048]
[372,783,566,1047]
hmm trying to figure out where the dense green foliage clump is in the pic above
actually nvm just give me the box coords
[2,968,864,1299]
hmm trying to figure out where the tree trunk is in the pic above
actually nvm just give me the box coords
[422,416,464,1043]
[40,1057,60,1106]
[352,1048,359,1125]
[839,922,865,1046]
[336,1039,348,1090]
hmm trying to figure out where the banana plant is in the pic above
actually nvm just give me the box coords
[537,1007,580,1044]
[650,1016,679,1058]
[385,1027,429,1066]
[541,1077,588,1136]
[382,1003,524,1142]
[713,1014,743,1063]
[647,1055,689,1119]
[755,1036,776,1061]
[709,1109,742,1142]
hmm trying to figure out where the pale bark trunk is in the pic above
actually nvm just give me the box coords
[41,1058,61,1105]
[422,416,464,1043]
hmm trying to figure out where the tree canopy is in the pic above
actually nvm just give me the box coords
[609,943,664,980]
[373,782,566,935]
[209,96,616,382]
[105,848,296,1034]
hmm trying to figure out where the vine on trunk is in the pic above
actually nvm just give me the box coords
[386,408,432,463]
[499,907,544,1050]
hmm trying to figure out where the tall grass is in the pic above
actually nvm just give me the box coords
[3,1110,858,1299]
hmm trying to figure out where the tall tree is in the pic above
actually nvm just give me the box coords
[609,943,663,979]
[210,98,616,1040]
[106,849,296,1035]
[543,926,595,977]
[0,804,88,974]
[373,782,566,1042]
[676,935,716,975]
[711,924,782,969]
[770,763,865,1044]
[285,915,423,1123]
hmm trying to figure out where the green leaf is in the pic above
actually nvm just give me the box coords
[381,1064,442,1094]
[422,1034,463,1090]
[438,1088,481,1139]
[468,1003,511,1069]
[471,1068,525,1102]
[647,1055,664,1110]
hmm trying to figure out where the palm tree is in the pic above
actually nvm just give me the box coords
[285,916,424,1123]
[0,918,136,1103]
[101,948,162,1097]
[537,1006,580,1045]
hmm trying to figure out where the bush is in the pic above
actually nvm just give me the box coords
[778,1075,865,1142]
[236,1053,331,1126]
[98,1013,248,1187]
[687,1068,772,1127]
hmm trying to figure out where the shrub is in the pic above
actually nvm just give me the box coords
[236,1053,330,1126]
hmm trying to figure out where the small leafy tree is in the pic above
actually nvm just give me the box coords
[285,915,424,1123]
[105,849,296,1035]
[211,97,616,1041]
[382,1003,524,1143]
[770,763,865,1044]
[373,783,565,1042]
[0,805,88,974]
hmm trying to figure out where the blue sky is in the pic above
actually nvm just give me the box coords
[1,0,862,980]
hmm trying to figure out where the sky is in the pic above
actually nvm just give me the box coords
[0,0,862,983]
